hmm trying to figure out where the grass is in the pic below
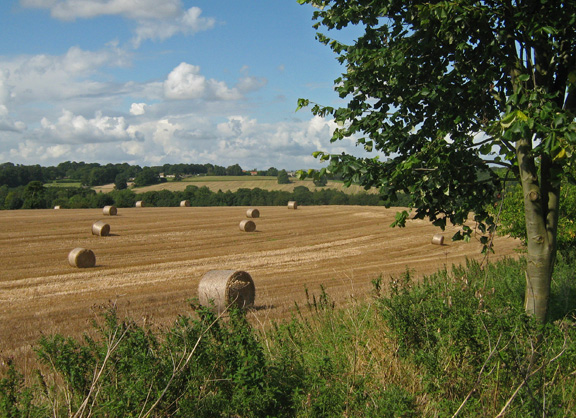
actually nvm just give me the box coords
[2,256,575,417]
[44,181,83,188]
[129,176,374,194]
[179,175,278,182]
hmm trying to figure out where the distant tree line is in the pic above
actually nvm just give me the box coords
[0,162,283,189]
[0,183,385,210]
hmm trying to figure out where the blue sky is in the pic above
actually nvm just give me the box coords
[0,0,362,170]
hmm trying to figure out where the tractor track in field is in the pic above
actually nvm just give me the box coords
[0,205,520,364]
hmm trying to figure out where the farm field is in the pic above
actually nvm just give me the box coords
[93,176,375,194]
[0,206,520,366]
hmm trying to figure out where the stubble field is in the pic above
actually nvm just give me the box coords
[0,205,520,366]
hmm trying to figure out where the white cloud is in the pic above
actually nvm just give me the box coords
[20,1,216,47]
[164,62,242,101]
[0,70,27,132]
[132,7,216,47]
[0,105,27,132]
[21,0,183,20]
[39,109,140,143]
[236,76,268,94]
[130,102,147,115]
[2,45,130,105]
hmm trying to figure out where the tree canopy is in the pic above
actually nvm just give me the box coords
[297,0,576,321]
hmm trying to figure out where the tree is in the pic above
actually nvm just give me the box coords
[266,167,279,177]
[226,164,244,176]
[114,173,128,190]
[313,175,328,187]
[277,170,290,184]
[297,0,576,322]
[22,181,47,209]
[133,167,160,187]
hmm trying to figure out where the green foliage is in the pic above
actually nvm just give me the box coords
[0,362,40,417]
[379,258,576,416]
[133,167,160,188]
[114,173,128,190]
[298,0,576,322]
[277,169,291,184]
[313,175,328,187]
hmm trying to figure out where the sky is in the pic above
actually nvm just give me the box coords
[0,0,364,170]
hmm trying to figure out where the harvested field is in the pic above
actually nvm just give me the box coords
[92,177,374,194]
[0,206,520,366]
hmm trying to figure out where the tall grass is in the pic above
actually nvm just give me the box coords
[1,257,575,417]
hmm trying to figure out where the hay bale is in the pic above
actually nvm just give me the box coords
[198,270,255,313]
[135,201,145,208]
[180,200,190,207]
[92,220,110,236]
[68,248,96,268]
[287,201,298,209]
[103,205,117,216]
[239,219,256,232]
[431,234,444,245]
[246,208,260,218]
[54,205,61,210]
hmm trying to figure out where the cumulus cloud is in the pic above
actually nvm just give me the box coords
[0,105,27,133]
[21,1,216,47]
[39,109,141,144]
[2,44,130,104]
[164,63,241,101]
[132,7,215,47]
[236,76,268,94]
[130,102,147,115]
[0,70,26,132]
[21,0,183,20]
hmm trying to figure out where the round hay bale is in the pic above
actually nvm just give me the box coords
[92,220,110,236]
[68,248,96,268]
[198,270,255,313]
[239,219,256,232]
[246,208,260,218]
[54,205,61,210]
[180,200,191,207]
[135,200,145,208]
[103,205,117,216]
[431,234,444,245]
[287,201,298,209]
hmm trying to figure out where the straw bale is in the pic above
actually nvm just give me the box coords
[54,205,61,210]
[92,220,110,237]
[180,200,191,207]
[239,219,256,232]
[68,248,96,268]
[135,201,145,207]
[246,208,260,218]
[287,201,298,209]
[431,234,444,245]
[198,270,255,313]
[103,205,117,216]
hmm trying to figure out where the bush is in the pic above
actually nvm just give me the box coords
[378,258,576,416]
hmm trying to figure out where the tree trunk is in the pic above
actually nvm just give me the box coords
[516,139,560,322]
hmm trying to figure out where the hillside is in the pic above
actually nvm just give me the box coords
[92,176,376,194]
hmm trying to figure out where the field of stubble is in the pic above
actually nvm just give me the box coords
[0,206,519,365]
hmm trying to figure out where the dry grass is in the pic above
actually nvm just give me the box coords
[0,206,520,369]
[93,177,376,194]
